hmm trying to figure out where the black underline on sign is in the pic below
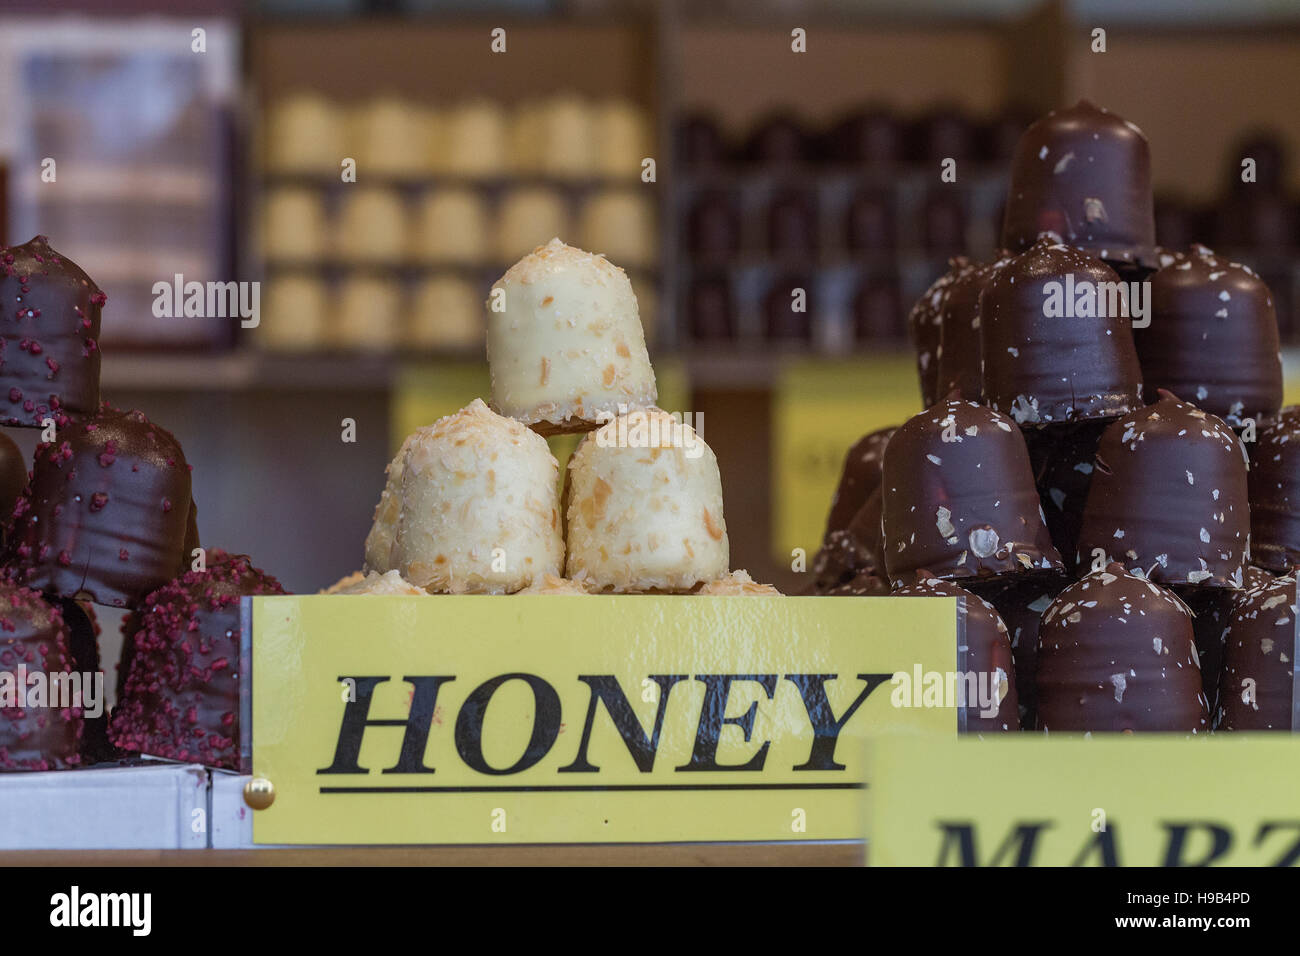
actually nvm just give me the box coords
[318,783,867,794]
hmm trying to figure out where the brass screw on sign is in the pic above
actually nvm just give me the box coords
[243,776,276,810]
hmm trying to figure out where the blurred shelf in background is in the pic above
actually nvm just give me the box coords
[4,0,1300,590]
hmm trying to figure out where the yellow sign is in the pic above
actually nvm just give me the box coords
[392,361,490,453]
[867,734,1300,866]
[252,595,956,845]
[773,356,919,562]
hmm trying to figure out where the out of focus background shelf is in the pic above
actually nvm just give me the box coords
[3,0,1300,601]
[99,351,433,391]
[96,348,906,392]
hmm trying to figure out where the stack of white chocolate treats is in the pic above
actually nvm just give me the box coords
[329,238,778,596]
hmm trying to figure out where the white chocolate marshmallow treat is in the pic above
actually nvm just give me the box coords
[323,570,426,595]
[265,94,343,174]
[593,99,652,178]
[697,570,781,596]
[330,276,402,351]
[564,408,728,592]
[364,429,420,573]
[518,574,590,595]
[262,187,328,263]
[335,187,409,264]
[369,399,564,593]
[441,100,508,178]
[411,188,490,264]
[496,189,570,262]
[580,189,657,268]
[409,275,482,350]
[349,98,433,178]
[487,238,657,434]
[259,275,328,351]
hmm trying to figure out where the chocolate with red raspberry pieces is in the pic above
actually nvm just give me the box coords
[0,583,84,771]
[0,236,104,428]
[0,430,27,549]
[109,551,285,771]
[3,402,199,608]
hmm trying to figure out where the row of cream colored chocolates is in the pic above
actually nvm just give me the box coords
[338,238,777,595]
[255,270,661,352]
[358,399,753,594]
[263,185,657,269]
[264,94,653,180]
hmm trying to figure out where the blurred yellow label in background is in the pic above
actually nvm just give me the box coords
[252,594,956,845]
[867,734,1300,866]
[1282,350,1300,406]
[773,356,919,561]
[392,361,489,450]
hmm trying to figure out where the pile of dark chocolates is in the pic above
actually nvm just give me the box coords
[812,101,1297,736]
[0,237,285,772]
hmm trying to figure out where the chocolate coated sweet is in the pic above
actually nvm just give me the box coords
[980,236,1143,425]
[763,274,814,341]
[1022,421,1105,574]
[893,571,1019,732]
[823,425,894,538]
[686,190,741,261]
[935,256,1008,403]
[852,271,903,342]
[1001,101,1156,265]
[5,403,198,608]
[1154,200,1201,253]
[809,528,873,593]
[1217,572,1296,731]
[745,113,809,166]
[968,573,1069,730]
[882,400,1062,582]
[826,108,904,166]
[913,108,976,163]
[1076,392,1250,588]
[0,236,104,427]
[1037,564,1209,733]
[0,431,27,545]
[982,105,1035,163]
[0,585,83,770]
[920,189,967,253]
[1248,406,1300,573]
[820,569,890,597]
[678,114,728,169]
[55,597,115,764]
[687,274,735,342]
[1215,195,1297,250]
[907,258,972,408]
[1136,246,1282,427]
[109,551,285,771]
[1180,565,1274,718]
[810,487,887,594]
[767,187,818,256]
[845,188,895,251]
[845,489,885,575]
